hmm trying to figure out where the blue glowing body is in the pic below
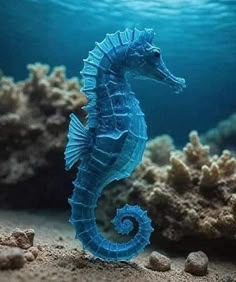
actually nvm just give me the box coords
[64,28,186,261]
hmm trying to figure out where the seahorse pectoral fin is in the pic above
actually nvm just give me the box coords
[64,113,92,170]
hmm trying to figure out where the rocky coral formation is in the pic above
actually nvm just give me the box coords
[202,113,236,154]
[144,135,175,166]
[100,131,236,246]
[0,228,42,269]
[0,63,87,208]
[0,228,35,249]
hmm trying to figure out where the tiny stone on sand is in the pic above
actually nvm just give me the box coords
[147,251,171,272]
[184,251,208,276]
[24,246,40,262]
[0,246,25,270]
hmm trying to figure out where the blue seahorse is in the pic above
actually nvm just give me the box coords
[64,28,186,262]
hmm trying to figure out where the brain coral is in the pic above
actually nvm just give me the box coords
[0,63,87,208]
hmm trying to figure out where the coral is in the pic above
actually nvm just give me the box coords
[199,163,219,190]
[0,63,87,208]
[184,131,210,168]
[145,135,175,166]
[217,150,236,175]
[0,77,21,114]
[167,155,191,188]
[100,131,236,244]
[231,194,236,218]
[202,113,236,154]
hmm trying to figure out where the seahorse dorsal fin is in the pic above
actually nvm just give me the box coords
[64,113,91,170]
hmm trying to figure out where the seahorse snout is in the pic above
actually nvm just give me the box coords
[165,74,186,94]
[154,57,186,94]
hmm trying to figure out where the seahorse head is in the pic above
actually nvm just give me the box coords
[127,28,186,93]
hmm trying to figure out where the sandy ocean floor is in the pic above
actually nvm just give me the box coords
[0,210,235,282]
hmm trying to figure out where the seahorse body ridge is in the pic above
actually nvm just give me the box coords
[64,28,186,261]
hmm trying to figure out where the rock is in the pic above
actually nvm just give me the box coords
[0,246,25,270]
[147,251,171,272]
[37,245,44,252]
[28,246,39,259]
[24,251,35,262]
[0,228,35,249]
[12,228,35,249]
[24,246,40,262]
[184,251,208,276]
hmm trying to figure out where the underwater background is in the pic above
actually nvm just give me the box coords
[1,0,236,145]
[1,1,236,280]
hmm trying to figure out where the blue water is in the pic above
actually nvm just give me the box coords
[0,0,236,145]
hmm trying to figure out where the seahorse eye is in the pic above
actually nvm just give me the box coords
[153,49,160,58]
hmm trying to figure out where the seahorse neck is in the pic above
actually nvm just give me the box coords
[96,70,130,98]
[96,42,130,89]
[82,44,133,127]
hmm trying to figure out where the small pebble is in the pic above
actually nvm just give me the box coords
[0,246,25,270]
[28,246,39,259]
[55,244,64,249]
[147,251,171,272]
[24,251,35,262]
[37,245,43,252]
[185,251,208,276]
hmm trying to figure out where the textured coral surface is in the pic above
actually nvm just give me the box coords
[202,113,236,154]
[99,132,236,247]
[0,63,87,208]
